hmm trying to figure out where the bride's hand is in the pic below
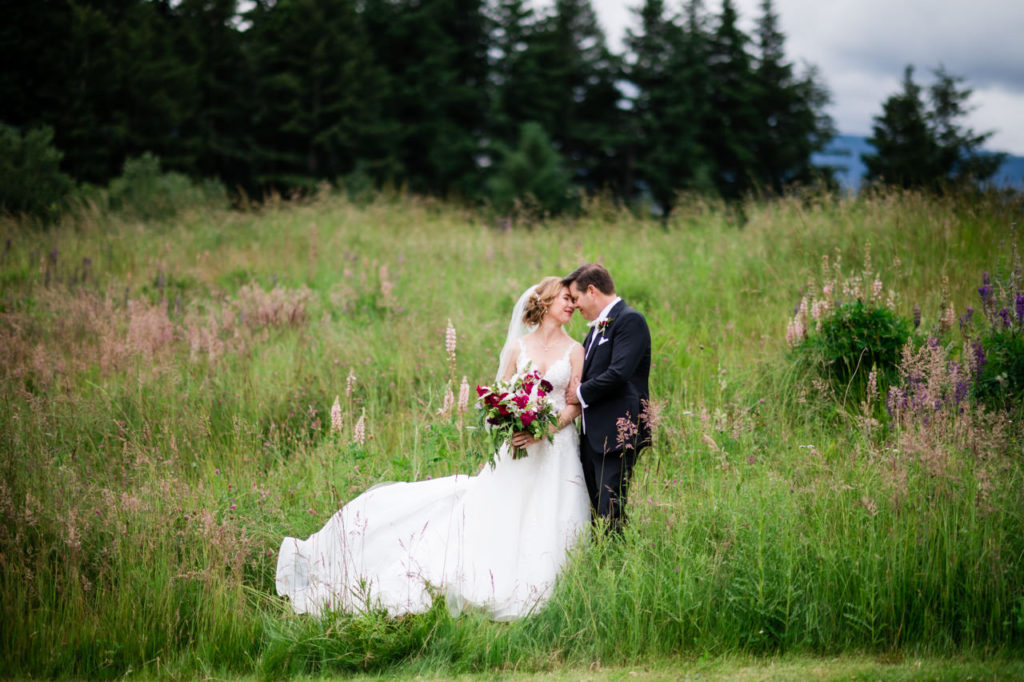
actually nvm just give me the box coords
[510,431,539,448]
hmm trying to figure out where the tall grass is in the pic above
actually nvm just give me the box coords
[1,189,1021,677]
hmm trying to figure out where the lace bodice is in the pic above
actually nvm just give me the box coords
[515,340,574,412]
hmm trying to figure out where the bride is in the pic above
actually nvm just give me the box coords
[276,277,590,620]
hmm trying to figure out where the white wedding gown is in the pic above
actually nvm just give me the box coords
[276,342,590,620]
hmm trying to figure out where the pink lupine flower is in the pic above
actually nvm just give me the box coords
[353,413,366,446]
[346,369,356,397]
[445,319,457,368]
[457,376,470,414]
[330,396,342,433]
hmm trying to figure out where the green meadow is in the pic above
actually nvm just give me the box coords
[1,191,1021,678]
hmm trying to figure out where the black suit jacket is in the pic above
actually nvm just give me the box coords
[579,299,652,454]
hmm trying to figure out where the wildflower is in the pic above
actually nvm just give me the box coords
[445,319,457,364]
[353,413,366,446]
[871,278,883,302]
[913,304,921,329]
[999,307,1011,329]
[971,340,986,378]
[1017,294,1024,324]
[616,414,638,451]
[940,304,955,333]
[330,396,342,433]
[867,366,878,405]
[978,272,993,303]
[346,369,356,397]
[959,307,974,331]
[457,376,470,414]
[438,386,454,417]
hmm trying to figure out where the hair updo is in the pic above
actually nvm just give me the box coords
[522,276,565,327]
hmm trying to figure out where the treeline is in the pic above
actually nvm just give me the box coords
[2,0,834,214]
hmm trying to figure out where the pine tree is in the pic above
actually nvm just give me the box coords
[247,0,390,189]
[750,0,833,193]
[528,0,624,192]
[487,121,574,216]
[173,0,255,189]
[862,65,1004,191]
[928,66,1004,185]
[363,0,491,197]
[702,0,759,198]
[623,0,706,213]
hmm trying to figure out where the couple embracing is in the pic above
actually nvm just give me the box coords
[276,263,652,620]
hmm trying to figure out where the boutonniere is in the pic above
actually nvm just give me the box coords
[597,317,612,336]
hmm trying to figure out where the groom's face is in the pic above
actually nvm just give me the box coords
[570,282,599,321]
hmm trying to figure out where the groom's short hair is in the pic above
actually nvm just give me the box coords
[563,263,615,295]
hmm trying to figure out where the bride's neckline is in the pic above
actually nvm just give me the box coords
[517,337,573,378]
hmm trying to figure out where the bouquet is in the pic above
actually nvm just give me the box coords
[476,370,558,459]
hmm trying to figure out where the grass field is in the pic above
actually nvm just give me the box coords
[1,190,1022,678]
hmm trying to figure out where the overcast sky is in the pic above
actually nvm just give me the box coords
[584,0,1024,155]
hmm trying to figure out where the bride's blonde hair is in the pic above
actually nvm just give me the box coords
[522,276,565,327]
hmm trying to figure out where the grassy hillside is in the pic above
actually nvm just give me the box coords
[1,191,1021,677]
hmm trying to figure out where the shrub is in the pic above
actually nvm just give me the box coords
[108,153,226,219]
[0,123,73,218]
[799,300,910,404]
[786,245,910,406]
[487,122,576,219]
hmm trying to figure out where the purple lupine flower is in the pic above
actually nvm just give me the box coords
[954,378,969,405]
[913,304,921,329]
[1016,293,1024,323]
[972,340,987,376]
[959,306,974,331]
[978,272,993,303]
[999,307,1011,329]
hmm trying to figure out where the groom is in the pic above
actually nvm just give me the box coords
[563,263,651,533]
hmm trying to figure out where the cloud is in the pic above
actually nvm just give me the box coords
[587,0,1024,154]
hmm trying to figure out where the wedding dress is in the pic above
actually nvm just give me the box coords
[275,339,590,620]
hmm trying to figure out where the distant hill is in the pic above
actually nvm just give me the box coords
[812,134,1024,191]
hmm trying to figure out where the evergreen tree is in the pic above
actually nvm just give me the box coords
[928,66,1004,184]
[864,65,1001,190]
[247,0,390,189]
[363,0,490,197]
[702,0,759,198]
[173,0,255,189]
[487,121,574,216]
[623,0,708,214]
[750,0,833,193]
[488,0,541,149]
[528,0,624,192]
[1,0,196,183]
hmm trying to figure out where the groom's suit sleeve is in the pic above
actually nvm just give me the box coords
[579,311,650,407]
